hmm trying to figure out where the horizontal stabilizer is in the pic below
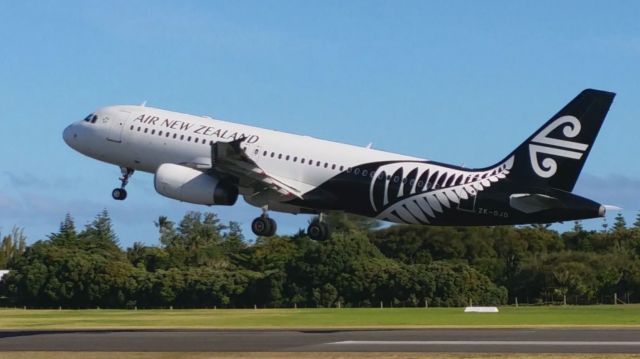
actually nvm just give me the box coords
[509,193,562,213]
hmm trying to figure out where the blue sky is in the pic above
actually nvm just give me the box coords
[1,1,639,247]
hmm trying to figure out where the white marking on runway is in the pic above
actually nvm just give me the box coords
[330,341,640,346]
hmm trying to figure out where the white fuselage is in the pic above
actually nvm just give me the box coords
[63,105,423,213]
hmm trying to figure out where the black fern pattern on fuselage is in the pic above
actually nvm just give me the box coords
[369,157,514,224]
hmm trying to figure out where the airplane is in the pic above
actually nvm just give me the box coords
[63,89,615,241]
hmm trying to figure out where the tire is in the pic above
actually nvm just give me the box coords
[267,218,277,236]
[251,216,272,236]
[112,188,127,200]
[307,221,329,241]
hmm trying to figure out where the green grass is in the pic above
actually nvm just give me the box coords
[0,305,639,329]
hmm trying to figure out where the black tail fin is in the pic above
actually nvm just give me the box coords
[500,89,615,192]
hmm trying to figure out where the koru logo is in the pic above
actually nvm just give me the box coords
[528,116,589,178]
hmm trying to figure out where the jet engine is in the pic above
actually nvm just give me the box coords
[154,163,238,205]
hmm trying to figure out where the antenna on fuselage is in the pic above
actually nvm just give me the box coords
[366,143,373,149]
[140,100,147,107]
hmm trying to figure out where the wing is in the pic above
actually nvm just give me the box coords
[210,138,307,200]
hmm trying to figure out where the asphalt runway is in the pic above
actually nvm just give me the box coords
[1,328,640,353]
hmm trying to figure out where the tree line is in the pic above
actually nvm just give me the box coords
[1,210,639,308]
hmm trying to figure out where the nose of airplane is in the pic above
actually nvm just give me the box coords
[62,124,76,147]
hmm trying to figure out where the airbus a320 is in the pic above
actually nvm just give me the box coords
[63,89,615,241]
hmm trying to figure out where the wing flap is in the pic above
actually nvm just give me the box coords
[211,138,305,199]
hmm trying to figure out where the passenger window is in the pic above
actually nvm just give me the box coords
[180,135,184,140]
[158,131,162,136]
[187,136,191,142]
[151,129,155,135]
[339,166,344,171]
[286,155,290,161]
[354,168,360,175]
[324,163,328,168]
[137,127,141,131]
[209,140,214,145]
[347,167,352,173]
[144,128,148,133]
[301,158,305,164]
[271,152,275,158]
[316,161,321,166]
[331,164,336,170]
[362,170,368,176]
[278,154,282,159]
[166,132,170,137]
[263,151,267,156]
[293,157,297,162]
[173,134,177,139]
[129,125,134,130]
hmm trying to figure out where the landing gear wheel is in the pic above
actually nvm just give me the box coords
[267,218,277,237]
[112,188,127,200]
[307,221,330,241]
[252,216,276,237]
[112,167,134,201]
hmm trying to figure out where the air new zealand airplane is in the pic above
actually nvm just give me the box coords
[64,89,615,241]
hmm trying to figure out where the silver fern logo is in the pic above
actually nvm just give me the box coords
[368,157,513,224]
[529,115,589,178]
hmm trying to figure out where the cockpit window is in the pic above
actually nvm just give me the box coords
[83,114,98,123]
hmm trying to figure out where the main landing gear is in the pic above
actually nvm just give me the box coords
[250,209,330,241]
[307,213,330,241]
[112,167,134,201]
[251,207,277,237]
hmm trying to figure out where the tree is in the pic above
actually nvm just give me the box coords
[158,212,228,267]
[80,209,122,259]
[321,212,380,234]
[613,213,627,233]
[0,227,26,268]
[49,213,78,245]
[222,221,247,257]
[573,221,584,232]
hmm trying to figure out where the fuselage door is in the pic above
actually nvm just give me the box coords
[106,116,124,143]
[458,194,477,212]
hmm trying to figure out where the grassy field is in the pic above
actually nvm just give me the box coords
[0,305,639,329]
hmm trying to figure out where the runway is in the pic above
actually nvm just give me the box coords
[1,328,640,353]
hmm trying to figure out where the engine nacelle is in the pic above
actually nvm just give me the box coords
[154,163,238,205]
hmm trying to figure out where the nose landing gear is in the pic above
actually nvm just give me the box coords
[112,167,134,201]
